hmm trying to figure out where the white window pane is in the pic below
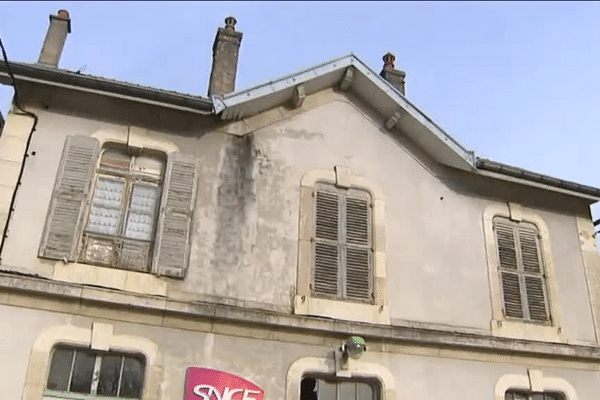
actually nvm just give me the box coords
[87,177,124,235]
[125,184,160,240]
[100,149,131,172]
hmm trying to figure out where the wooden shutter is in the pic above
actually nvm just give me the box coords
[39,136,99,261]
[153,152,198,278]
[313,190,340,296]
[345,195,372,301]
[495,218,549,322]
[495,221,524,318]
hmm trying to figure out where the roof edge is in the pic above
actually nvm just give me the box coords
[476,157,600,200]
[0,61,213,114]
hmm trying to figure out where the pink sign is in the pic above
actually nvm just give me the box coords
[185,367,265,400]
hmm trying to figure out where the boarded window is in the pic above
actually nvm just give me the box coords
[46,346,145,399]
[300,376,379,400]
[494,217,550,322]
[313,183,373,302]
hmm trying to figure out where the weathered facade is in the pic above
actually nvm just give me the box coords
[1,10,600,400]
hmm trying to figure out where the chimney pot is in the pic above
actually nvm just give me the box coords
[208,16,243,97]
[224,16,237,31]
[379,52,406,95]
[38,9,71,67]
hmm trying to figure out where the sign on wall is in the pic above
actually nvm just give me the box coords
[185,367,265,400]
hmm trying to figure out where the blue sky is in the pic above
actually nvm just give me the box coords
[2,1,600,218]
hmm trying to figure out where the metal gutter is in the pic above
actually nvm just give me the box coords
[476,157,600,200]
[0,61,213,115]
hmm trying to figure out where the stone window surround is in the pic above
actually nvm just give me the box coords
[22,322,160,400]
[51,126,178,296]
[294,166,389,324]
[286,357,396,400]
[483,203,564,342]
[494,369,577,400]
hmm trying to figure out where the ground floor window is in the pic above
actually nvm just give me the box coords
[46,346,145,399]
[505,391,564,400]
[300,376,379,400]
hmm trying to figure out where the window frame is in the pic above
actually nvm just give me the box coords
[45,345,146,399]
[79,145,166,272]
[300,374,380,400]
[483,203,563,342]
[295,168,389,324]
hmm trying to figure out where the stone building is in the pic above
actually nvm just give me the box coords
[1,9,599,400]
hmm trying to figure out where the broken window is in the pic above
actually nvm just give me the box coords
[46,346,145,399]
[80,146,165,272]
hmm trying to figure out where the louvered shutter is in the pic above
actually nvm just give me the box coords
[39,136,99,261]
[153,153,198,278]
[519,226,548,321]
[345,195,372,301]
[313,190,340,296]
[495,221,524,318]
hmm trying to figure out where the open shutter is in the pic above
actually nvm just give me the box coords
[39,136,99,261]
[345,196,372,301]
[153,153,198,278]
[495,222,524,318]
[313,190,340,296]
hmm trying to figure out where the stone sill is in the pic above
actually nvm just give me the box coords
[1,272,600,362]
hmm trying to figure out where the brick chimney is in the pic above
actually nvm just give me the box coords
[379,52,406,95]
[38,9,71,67]
[208,16,243,97]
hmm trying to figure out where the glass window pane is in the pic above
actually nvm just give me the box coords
[531,394,544,400]
[355,382,373,400]
[97,354,122,397]
[46,348,74,391]
[100,150,131,172]
[69,350,95,394]
[119,356,144,398]
[87,176,125,235]
[339,382,356,400]
[316,379,337,400]
[124,184,160,240]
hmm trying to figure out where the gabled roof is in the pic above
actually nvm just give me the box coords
[212,54,600,201]
[0,61,212,115]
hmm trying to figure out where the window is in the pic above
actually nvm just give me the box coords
[313,183,372,302]
[80,146,164,271]
[505,391,564,400]
[494,217,549,322]
[39,134,198,278]
[300,376,379,400]
[46,346,145,399]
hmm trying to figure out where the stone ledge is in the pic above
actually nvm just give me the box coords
[1,272,600,362]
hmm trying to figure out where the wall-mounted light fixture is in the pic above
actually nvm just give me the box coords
[336,336,367,371]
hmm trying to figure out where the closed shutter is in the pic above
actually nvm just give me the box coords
[494,218,549,322]
[313,190,340,296]
[39,136,99,261]
[495,221,523,318]
[345,195,372,301]
[153,152,198,278]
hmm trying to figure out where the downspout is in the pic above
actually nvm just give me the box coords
[0,38,39,261]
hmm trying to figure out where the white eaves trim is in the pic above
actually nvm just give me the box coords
[211,54,475,169]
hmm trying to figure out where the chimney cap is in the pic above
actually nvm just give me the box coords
[382,52,396,70]
[224,16,237,31]
[50,9,71,33]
